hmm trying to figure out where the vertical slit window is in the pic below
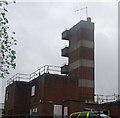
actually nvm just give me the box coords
[31,85,35,96]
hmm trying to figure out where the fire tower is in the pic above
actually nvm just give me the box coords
[61,17,94,101]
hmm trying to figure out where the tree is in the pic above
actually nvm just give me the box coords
[0,0,16,77]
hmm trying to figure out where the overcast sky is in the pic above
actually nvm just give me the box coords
[0,1,118,103]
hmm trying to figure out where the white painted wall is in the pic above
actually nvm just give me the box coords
[118,1,120,95]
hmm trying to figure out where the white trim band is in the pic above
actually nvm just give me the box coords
[70,40,94,53]
[69,59,94,71]
[78,79,94,88]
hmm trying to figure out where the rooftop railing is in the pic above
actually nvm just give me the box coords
[7,65,61,85]
[94,94,120,104]
[29,65,61,80]
[7,73,30,85]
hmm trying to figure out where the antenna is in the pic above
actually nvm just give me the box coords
[75,6,88,20]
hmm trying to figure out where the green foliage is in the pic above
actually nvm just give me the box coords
[0,0,16,77]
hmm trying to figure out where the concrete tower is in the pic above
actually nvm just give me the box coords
[61,17,94,100]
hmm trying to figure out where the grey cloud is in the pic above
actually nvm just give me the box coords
[0,2,118,102]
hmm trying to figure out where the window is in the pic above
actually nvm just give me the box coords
[6,90,9,101]
[30,107,37,115]
[31,85,35,96]
[30,109,32,115]
[35,107,37,113]
[64,107,68,117]
[33,108,35,112]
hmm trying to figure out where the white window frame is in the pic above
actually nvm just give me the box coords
[35,107,37,113]
[31,85,35,96]
[30,107,37,114]
[30,109,32,115]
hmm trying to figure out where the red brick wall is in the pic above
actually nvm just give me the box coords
[29,74,95,116]
[5,81,30,115]
[5,83,16,115]
[43,74,79,101]
[80,28,94,41]
[69,67,94,80]
[101,103,120,118]
[69,47,94,64]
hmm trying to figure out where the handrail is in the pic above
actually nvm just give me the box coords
[94,94,120,104]
[7,65,61,85]
[7,73,30,85]
[29,65,61,80]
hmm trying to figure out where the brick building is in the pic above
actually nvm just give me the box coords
[4,18,120,118]
[4,73,96,117]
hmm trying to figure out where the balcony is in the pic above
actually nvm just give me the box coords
[62,30,69,40]
[61,47,69,57]
[61,65,69,74]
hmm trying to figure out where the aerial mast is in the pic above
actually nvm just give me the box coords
[75,6,88,20]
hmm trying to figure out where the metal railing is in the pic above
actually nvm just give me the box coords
[7,73,30,85]
[7,65,61,85]
[29,65,61,80]
[94,94,120,104]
